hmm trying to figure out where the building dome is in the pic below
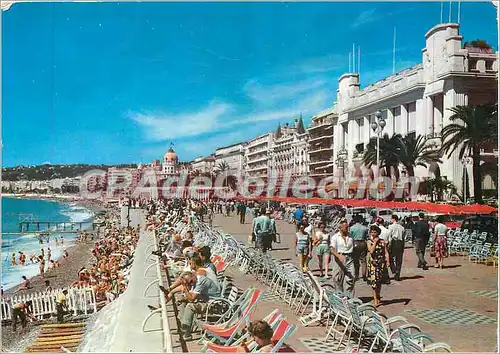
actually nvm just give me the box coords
[164,147,178,163]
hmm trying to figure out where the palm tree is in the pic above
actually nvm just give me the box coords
[362,133,404,179]
[399,134,442,177]
[215,161,235,188]
[424,177,456,202]
[190,169,202,178]
[440,104,498,204]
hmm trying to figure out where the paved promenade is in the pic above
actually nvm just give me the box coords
[196,213,498,353]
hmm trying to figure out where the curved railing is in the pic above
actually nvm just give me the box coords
[141,229,174,353]
[155,230,174,353]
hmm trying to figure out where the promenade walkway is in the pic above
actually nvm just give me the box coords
[187,213,497,353]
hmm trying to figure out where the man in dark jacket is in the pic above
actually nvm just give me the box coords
[411,212,430,270]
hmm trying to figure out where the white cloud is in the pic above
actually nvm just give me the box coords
[350,9,377,29]
[243,78,327,106]
[292,54,345,74]
[128,101,233,141]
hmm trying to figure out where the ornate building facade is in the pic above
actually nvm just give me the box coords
[331,22,498,197]
[271,117,309,182]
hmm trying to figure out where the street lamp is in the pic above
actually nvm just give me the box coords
[371,110,386,200]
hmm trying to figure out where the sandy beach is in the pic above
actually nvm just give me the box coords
[1,198,112,352]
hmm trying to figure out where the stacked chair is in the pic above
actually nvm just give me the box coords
[158,212,453,353]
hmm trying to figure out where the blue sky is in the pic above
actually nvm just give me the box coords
[3,1,498,167]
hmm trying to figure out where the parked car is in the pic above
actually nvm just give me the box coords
[461,215,498,243]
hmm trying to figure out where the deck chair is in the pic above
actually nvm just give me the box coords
[360,312,422,353]
[398,328,452,352]
[203,316,297,354]
[198,289,263,345]
[201,309,284,352]
[299,271,326,327]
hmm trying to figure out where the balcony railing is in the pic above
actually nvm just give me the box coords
[309,145,334,154]
[309,159,334,166]
[309,134,334,143]
[246,147,268,157]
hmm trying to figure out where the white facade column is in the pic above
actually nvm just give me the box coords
[435,94,444,136]
[442,88,469,195]
[415,99,426,136]
[426,96,434,138]
[386,108,394,136]
[332,124,340,177]
[347,119,356,171]
[400,104,408,134]
[339,123,345,149]
[364,115,371,143]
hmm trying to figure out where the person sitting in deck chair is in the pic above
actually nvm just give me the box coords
[236,320,274,353]
[177,271,220,341]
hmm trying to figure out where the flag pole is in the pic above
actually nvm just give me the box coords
[393,27,396,74]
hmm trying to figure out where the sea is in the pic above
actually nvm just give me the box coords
[1,197,94,291]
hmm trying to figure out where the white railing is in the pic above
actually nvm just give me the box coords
[1,286,97,321]
[142,230,174,353]
[156,231,173,353]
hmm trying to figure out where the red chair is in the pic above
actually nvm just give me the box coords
[202,317,297,353]
[199,289,263,345]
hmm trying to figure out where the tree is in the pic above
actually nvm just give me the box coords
[440,104,498,204]
[424,177,456,202]
[399,134,442,177]
[362,133,404,179]
[215,161,236,188]
[190,169,202,178]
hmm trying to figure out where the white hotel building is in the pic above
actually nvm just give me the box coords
[329,23,498,197]
[270,119,309,182]
[214,142,246,177]
[245,133,274,180]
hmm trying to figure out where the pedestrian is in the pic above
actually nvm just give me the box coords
[367,225,390,307]
[329,219,355,297]
[432,215,449,269]
[269,215,277,251]
[12,300,36,333]
[39,255,45,278]
[294,206,304,231]
[295,222,312,272]
[56,289,69,323]
[253,209,273,253]
[239,202,247,224]
[349,215,369,282]
[313,222,330,278]
[411,212,430,270]
[388,214,405,281]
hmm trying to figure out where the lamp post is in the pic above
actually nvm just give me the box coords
[461,157,472,203]
[336,148,348,198]
[371,110,386,200]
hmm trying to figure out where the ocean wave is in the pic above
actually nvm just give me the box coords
[60,204,94,223]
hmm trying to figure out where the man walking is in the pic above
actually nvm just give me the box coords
[238,202,247,224]
[329,219,355,297]
[412,212,430,270]
[253,209,273,253]
[388,214,405,281]
[294,206,304,231]
[349,215,369,282]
